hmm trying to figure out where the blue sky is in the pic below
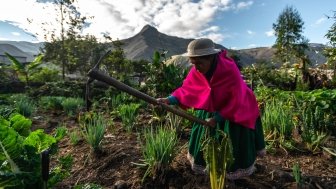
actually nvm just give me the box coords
[0,0,335,49]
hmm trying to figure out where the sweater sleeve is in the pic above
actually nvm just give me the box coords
[168,95,179,105]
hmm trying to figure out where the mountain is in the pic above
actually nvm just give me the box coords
[119,25,225,61]
[119,25,328,66]
[237,43,327,66]
[0,41,44,55]
[0,25,328,66]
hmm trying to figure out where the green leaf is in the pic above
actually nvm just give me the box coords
[4,52,25,71]
[28,54,44,71]
[9,113,32,137]
[24,129,56,154]
[0,119,24,173]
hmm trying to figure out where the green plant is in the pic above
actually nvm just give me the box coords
[61,97,84,116]
[142,51,187,97]
[5,52,44,86]
[80,113,106,153]
[0,115,66,188]
[203,123,233,189]
[39,96,65,110]
[118,103,140,132]
[292,162,302,188]
[136,125,178,183]
[14,95,35,117]
[48,155,73,187]
[262,100,294,143]
[9,113,32,137]
[69,129,81,145]
[29,67,60,82]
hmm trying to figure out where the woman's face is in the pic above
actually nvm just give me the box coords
[189,56,212,74]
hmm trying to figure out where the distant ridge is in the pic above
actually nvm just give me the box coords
[0,25,328,66]
[0,43,34,63]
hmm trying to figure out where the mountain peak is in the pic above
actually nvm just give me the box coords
[139,24,158,34]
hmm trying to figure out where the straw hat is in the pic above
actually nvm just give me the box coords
[183,38,220,57]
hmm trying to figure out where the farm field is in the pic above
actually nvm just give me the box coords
[28,105,335,189]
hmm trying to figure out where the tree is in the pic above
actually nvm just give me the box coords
[36,0,90,79]
[102,40,134,85]
[273,6,309,65]
[324,11,336,82]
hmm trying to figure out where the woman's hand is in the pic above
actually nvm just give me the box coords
[156,98,170,105]
[205,117,217,127]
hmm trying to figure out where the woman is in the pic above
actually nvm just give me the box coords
[157,38,265,180]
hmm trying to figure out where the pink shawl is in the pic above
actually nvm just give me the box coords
[172,50,259,129]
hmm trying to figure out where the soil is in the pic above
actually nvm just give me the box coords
[32,109,336,189]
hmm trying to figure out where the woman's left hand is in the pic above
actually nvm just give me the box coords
[205,117,217,127]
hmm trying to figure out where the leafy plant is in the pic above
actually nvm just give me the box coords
[61,97,84,116]
[4,52,44,86]
[9,113,32,137]
[136,125,178,183]
[80,113,106,153]
[292,162,302,188]
[117,103,141,132]
[69,129,81,145]
[142,50,187,97]
[203,123,233,189]
[262,99,294,144]
[0,115,66,188]
[14,95,35,117]
[39,96,65,110]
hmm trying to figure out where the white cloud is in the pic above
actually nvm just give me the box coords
[235,1,253,11]
[0,0,233,43]
[265,29,274,37]
[247,30,255,35]
[314,17,326,25]
[11,32,21,36]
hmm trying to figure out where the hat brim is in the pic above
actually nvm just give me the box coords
[182,49,221,57]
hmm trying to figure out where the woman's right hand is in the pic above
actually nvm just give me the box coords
[156,98,170,105]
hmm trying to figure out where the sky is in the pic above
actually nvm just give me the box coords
[0,0,335,50]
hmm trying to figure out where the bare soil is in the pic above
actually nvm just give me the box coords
[32,109,336,189]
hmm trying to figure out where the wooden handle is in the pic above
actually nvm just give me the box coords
[87,68,211,127]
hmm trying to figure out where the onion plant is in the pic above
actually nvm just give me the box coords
[80,113,106,153]
[61,97,84,116]
[117,103,140,132]
[14,95,35,117]
[301,105,330,153]
[203,122,233,189]
[137,125,178,183]
[262,100,294,146]
[292,162,302,188]
[69,129,81,145]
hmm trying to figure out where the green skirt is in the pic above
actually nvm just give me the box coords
[188,110,265,172]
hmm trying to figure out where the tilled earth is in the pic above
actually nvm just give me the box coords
[33,111,336,189]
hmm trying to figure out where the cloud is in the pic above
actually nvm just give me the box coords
[314,17,327,26]
[1,0,234,43]
[247,30,255,35]
[265,29,274,37]
[11,32,21,36]
[234,1,253,11]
